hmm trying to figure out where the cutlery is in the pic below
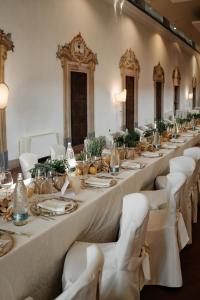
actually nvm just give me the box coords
[0,228,32,238]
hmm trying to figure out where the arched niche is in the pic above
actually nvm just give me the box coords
[192,76,197,108]
[172,66,181,113]
[57,33,98,147]
[153,62,165,119]
[119,49,140,131]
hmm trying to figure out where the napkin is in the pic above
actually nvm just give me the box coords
[121,161,142,169]
[142,152,161,158]
[162,143,177,149]
[38,199,68,214]
[181,133,194,137]
[85,177,113,187]
[0,239,11,256]
[170,138,185,143]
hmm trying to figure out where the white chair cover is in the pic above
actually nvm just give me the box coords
[184,147,200,222]
[62,193,149,300]
[50,144,66,160]
[170,156,196,243]
[142,172,188,287]
[135,128,144,136]
[19,153,38,179]
[56,245,104,300]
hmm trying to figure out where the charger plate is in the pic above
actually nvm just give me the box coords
[0,231,14,257]
[30,198,78,217]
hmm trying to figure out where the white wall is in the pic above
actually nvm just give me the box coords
[0,0,199,160]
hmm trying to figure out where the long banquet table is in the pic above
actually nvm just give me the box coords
[0,134,200,300]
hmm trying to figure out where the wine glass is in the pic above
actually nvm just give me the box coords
[35,167,46,194]
[0,171,13,198]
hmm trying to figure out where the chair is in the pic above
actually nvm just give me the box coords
[170,156,196,244]
[183,147,200,222]
[19,153,38,179]
[50,144,66,160]
[156,156,196,244]
[62,193,150,300]
[142,172,188,287]
[56,245,104,300]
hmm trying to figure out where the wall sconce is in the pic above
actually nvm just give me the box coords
[114,89,127,103]
[0,82,9,109]
[188,92,193,101]
[114,89,126,130]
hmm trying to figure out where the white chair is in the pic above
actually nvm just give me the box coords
[19,153,38,179]
[184,147,200,222]
[56,245,104,300]
[142,172,189,287]
[50,144,66,160]
[135,128,144,136]
[170,156,196,244]
[62,193,150,300]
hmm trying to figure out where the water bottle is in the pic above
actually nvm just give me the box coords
[153,129,161,149]
[13,173,29,226]
[66,142,76,171]
[110,142,120,174]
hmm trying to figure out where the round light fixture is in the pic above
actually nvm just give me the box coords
[0,82,9,109]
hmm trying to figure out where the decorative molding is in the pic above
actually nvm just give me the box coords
[172,66,181,86]
[0,29,14,53]
[119,49,140,77]
[57,33,98,69]
[192,76,197,88]
[57,33,97,144]
[153,62,165,83]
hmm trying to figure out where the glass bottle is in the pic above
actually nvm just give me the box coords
[66,142,76,171]
[110,142,120,174]
[13,173,29,226]
[153,128,161,149]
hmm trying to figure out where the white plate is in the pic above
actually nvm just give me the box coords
[121,161,145,170]
[141,152,162,158]
[170,138,185,143]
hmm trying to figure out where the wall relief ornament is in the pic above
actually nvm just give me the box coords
[0,29,14,52]
[57,33,98,68]
[153,62,165,82]
[192,76,197,88]
[172,66,181,86]
[119,49,140,77]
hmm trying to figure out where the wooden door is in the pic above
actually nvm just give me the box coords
[71,71,87,146]
[174,86,180,113]
[193,87,196,108]
[125,76,135,131]
[156,81,162,119]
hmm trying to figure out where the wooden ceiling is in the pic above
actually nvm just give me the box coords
[147,0,200,47]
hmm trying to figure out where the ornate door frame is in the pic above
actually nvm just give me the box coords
[119,49,140,129]
[57,33,98,146]
[153,62,165,119]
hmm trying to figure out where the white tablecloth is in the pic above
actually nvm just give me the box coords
[0,135,199,300]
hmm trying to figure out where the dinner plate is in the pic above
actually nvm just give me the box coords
[30,198,78,216]
[121,161,145,170]
[170,138,185,143]
[161,143,177,149]
[83,177,117,188]
[141,152,162,158]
